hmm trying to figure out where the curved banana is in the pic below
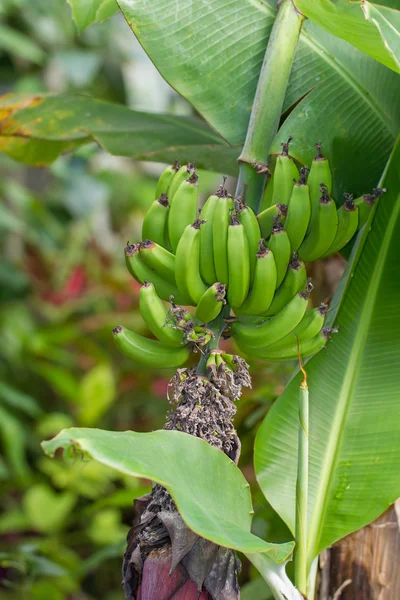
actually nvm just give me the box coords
[168,172,199,252]
[307,142,333,223]
[284,167,311,251]
[298,184,338,262]
[175,219,208,305]
[322,193,359,257]
[155,161,180,199]
[139,282,184,347]
[142,194,170,249]
[255,327,334,361]
[237,202,261,282]
[267,221,292,287]
[231,287,310,349]
[125,243,190,305]
[195,282,226,323]
[213,187,234,285]
[272,137,299,206]
[112,325,190,368]
[227,214,250,308]
[168,163,195,202]
[264,254,307,316]
[140,240,176,285]
[239,243,277,316]
[257,203,287,240]
[356,187,386,229]
[199,185,224,285]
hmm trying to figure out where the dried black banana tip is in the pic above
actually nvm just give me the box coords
[257,239,268,255]
[230,212,241,226]
[112,325,123,335]
[272,214,284,232]
[192,218,206,229]
[143,280,151,288]
[280,135,293,156]
[125,242,138,256]
[172,159,180,171]
[299,278,314,299]
[187,171,198,185]
[298,166,309,185]
[187,162,196,173]
[277,202,288,217]
[319,183,330,203]
[343,193,356,211]
[158,193,169,206]
[373,187,387,198]
[140,239,154,249]
[322,326,339,339]
[289,252,302,270]
[314,141,325,160]
[252,162,270,176]
[318,302,330,316]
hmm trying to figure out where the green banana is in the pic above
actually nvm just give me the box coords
[199,186,223,285]
[140,240,176,285]
[155,161,180,198]
[298,184,338,262]
[195,282,226,323]
[206,351,217,371]
[264,254,307,316]
[355,187,386,229]
[272,137,299,206]
[139,282,184,347]
[112,325,190,368]
[227,213,250,308]
[237,201,262,282]
[175,219,208,305]
[322,193,359,257]
[307,142,333,222]
[239,243,277,316]
[267,221,292,287]
[142,194,170,249]
[125,243,190,305]
[284,167,311,251]
[213,187,234,285]
[254,327,334,361]
[257,203,287,239]
[231,287,310,349]
[168,163,195,202]
[168,172,199,252]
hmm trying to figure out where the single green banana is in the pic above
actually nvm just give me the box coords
[221,353,237,372]
[168,163,195,202]
[139,282,184,347]
[175,219,208,305]
[355,187,386,229]
[195,282,226,323]
[237,202,261,282]
[322,193,359,257]
[239,243,277,316]
[125,243,190,305]
[168,172,199,252]
[112,325,190,368]
[267,221,292,287]
[199,186,224,285]
[254,302,329,354]
[264,254,307,316]
[231,287,310,349]
[227,213,250,308]
[272,137,299,206]
[307,142,333,223]
[254,327,334,361]
[155,160,180,199]
[142,194,170,249]
[213,188,234,285]
[140,240,176,285]
[206,351,217,371]
[284,167,311,251]
[298,185,338,262]
[257,203,287,239]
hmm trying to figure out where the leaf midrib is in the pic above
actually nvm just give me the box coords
[306,166,400,566]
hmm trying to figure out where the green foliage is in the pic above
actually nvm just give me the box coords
[255,138,400,568]
[67,0,119,31]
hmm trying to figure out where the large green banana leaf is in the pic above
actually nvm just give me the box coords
[255,137,400,569]
[42,428,294,562]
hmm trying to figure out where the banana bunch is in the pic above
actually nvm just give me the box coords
[113,149,385,368]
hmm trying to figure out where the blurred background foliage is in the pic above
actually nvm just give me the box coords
[0,1,343,598]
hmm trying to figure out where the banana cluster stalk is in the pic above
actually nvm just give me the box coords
[114,148,385,367]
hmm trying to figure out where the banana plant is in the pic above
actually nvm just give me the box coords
[2,0,400,599]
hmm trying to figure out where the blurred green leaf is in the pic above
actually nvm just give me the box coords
[67,0,119,31]
[0,381,41,417]
[87,508,127,545]
[294,0,400,73]
[23,484,77,533]
[42,428,294,560]
[78,363,116,425]
[241,576,272,600]
[0,93,238,173]
[255,137,400,567]
[0,404,30,482]
[0,23,45,64]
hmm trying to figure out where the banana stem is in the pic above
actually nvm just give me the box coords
[295,379,309,594]
[236,0,304,214]
[196,306,230,374]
